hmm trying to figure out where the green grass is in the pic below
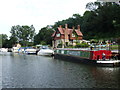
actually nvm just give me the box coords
[110,45,119,50]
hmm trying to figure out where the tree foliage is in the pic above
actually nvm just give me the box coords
[10,25,35,46]
[34,26,54,46]
[0,34,9,48]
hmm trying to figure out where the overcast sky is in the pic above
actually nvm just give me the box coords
[0,0,96,37]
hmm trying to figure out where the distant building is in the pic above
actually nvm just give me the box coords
[52,24,83,48]
[13,43,21,48]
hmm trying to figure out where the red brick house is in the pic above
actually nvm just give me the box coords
[52,24,83,48]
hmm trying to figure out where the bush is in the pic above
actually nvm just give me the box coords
[75,43,89,48]
[66,45,74,48]
[41,41,46,45]
[57,43,62,48]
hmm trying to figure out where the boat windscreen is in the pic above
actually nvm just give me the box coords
[41,46,49,49]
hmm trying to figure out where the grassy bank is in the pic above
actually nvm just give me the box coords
[110,45,119,50]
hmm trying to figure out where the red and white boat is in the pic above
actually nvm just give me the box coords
[54,48,120,67]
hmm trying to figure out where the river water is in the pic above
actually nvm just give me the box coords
[0,52,120,88]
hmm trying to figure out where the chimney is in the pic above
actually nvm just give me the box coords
[77,25,80,31]
[65,24,68,29]
[64,24,68,42]
[59,25,62,28]
[72,26,75,30]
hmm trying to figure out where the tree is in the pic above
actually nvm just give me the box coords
[85,2,120,39]
[34,26,54,46]
[10,25,35,46]
[0,34,8,48]
[53,14,83,29]
[0,35,1,48]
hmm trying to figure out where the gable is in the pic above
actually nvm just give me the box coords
[75,30,83,36]
[52,25,83,38]
[58,27,64,34]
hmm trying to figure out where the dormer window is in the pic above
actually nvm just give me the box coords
[56,34,60,37]
[72,34,75,37]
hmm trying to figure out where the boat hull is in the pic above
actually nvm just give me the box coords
[37,53,53,56]
[37,49,54,56]
[0,48,8,52]
[54,53,120,67]
[24,48,37,55]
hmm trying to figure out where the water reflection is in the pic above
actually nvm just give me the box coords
[1,52,120,88]
[91,67,120,88]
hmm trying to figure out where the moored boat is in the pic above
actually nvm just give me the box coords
[0,48,8,52]
[18,47,26,53]
[54,49,120,67]
[37,45,54,56]
[12,47,19,53]
[12,43,21,53]
[24,47,37,54]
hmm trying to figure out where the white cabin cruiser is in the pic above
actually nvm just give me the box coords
[37,46,54,56]
[24,47,37,54]
[0,48,8,52]
[12,47,19,53]
[18,47,26,53]
[12,43,21,53]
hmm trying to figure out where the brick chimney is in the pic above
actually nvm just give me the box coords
[77,25,80,31]
[72,26,75,30]
[65,24,68,29]
[64,24,69,43]
[59,25,62,28]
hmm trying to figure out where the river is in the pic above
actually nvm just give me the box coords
[0,52,120,88]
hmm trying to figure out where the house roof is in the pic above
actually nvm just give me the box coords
[51,31,56,37]
[75,30,83,36]
[52,26,83,37]
[58,27,64,34]
[68,29,73,34]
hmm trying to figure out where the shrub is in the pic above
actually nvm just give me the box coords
[75,43,89,48]
[57,43,62,48]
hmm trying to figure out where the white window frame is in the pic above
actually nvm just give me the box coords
[72,34,75,37]
[56,33,60,37]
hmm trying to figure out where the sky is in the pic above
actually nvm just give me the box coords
[0,0,96,37]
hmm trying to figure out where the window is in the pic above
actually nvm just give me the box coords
[73,40,77,42]
[72,34,75,37]
[56,34,60,37]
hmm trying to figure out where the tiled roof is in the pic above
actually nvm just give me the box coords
[52,26,83,37]
[58,27,83,36]
[75,30,83,36]
[68,29,73,34]
[58,27,64,34]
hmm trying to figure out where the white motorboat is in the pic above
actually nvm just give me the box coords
[18,47,26,53]
[12,43,21,53]
[0,48,8,52]
[12,47,19,53]
[24,47,37,54]
[37,46,54,56]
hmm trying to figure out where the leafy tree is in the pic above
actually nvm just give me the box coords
[34,26,54,46]
[53,14,83,29]
[85,2,120,39]
[10,25,35,46]
[0,34,2,48]
[0,34,9,48]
